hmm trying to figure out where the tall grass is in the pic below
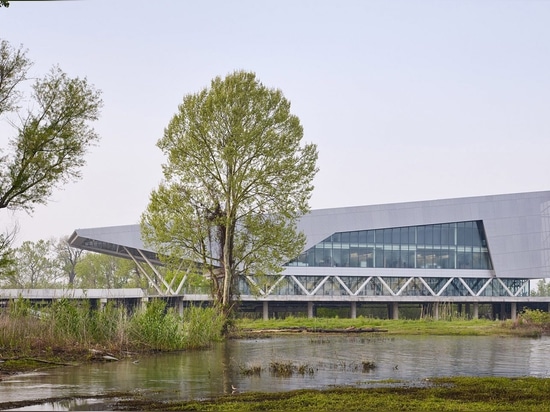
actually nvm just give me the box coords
[181,305,225,348]
[129,299,183,350]
[0,298,224,357]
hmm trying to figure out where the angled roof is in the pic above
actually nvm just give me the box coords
[69,224,161,265]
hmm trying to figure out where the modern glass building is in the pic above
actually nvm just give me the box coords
[68,190,550,318]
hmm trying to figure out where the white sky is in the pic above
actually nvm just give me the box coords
[1,0,549,246]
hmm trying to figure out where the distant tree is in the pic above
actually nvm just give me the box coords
[54,236,84,286]
[0,1,9,9]
[76,252,147,289]
[141,70,318,318]
[531,279,550,297]
[7,239,60,287]
[0,39,102,270]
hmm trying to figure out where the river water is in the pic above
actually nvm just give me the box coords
[1,334,550,410]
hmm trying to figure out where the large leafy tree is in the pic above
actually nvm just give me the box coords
[141,70,318,317]
[0,39,102,271]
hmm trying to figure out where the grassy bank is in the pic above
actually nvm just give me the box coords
[234,312,547,337]
[114,377,550,411]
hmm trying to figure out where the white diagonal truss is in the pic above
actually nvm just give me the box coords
[242,274,530,298]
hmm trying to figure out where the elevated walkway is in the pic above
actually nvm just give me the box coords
[1,289,550,321]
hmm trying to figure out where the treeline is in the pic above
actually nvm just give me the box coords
[531,279,550,297]
[0,237,150,289]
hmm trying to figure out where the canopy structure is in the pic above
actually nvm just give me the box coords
[68,225,187,295]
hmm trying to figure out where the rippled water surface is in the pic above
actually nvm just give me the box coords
[2,334,550,410]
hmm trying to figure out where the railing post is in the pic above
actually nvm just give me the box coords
[263,301,269,320]
[307,301,314,318]
[392,301,399,320]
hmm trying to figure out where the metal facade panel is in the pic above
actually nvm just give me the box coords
[69,190,550,280]
[297,191,550,279]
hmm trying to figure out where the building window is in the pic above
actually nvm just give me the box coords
[286,220,493,271]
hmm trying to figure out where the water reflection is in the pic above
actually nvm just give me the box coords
[1,335,549,409]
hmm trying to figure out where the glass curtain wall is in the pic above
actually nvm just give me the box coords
[286,220,493,270]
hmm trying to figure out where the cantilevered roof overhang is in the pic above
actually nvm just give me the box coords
[68,224,162,266]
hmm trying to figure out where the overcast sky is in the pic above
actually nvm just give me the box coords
[1,0,549,246]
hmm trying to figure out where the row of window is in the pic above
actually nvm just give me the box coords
[286,221,493,270]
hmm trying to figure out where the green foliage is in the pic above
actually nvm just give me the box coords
[531,279,550,296]
[132,377,550,411]
[519,308,550,324]
[181,305,224,348]
[0,39,103,212]
[141,70,318,313]
[129,299,183,351]
[0,298,224,355]
[75,252,147,289]
[0,38,102,269]
[7,296,32,318]
[236,316,516,336]
[0,232,15,281]
[10,239,60,288]
[46,298,91,342]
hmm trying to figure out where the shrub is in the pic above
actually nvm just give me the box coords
[181,305,224,349]
[129,299,184,351]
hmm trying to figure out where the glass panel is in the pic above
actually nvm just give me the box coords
[388,250,400,268]
[424,225,433,245]
[409,227,416,244]
[332,248,342,267]
[307,249,315,266]
[457,252,472,269]
[464,221,474,247]
[358,248,368,267]
[440,224,449,246]
[417,226,425,244]
[457,222,466,246]
[416,250,425,269]
[374,247,384,267]
[341,232,350,244]
[375,229,383,246]
[483,251,492,270]
[366,230,374,243]
[432,224,441,246]
[359,230,367,244]
[400,227,409,244]
[383,229,392,244]
[365,246,374,267]
[392,228,400,245]
[350,247,360,267]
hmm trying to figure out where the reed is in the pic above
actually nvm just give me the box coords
[129,299,184,351]
[181,305,225,349]
[0,298,225,356]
